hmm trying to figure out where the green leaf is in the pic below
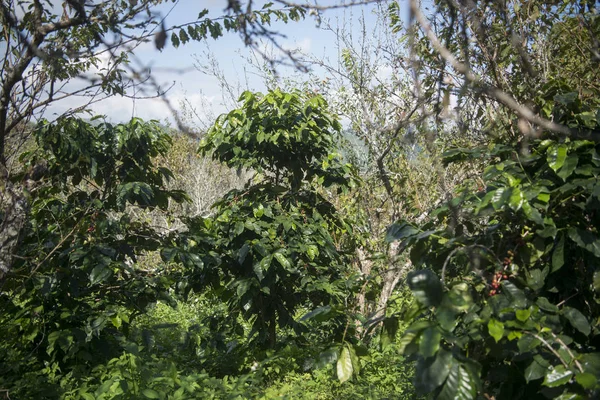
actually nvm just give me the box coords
[233,221,245,236]
[557,154,578,180]
[253,204,264,218]
[237,243,250,265]
[491,187,512,210]
[552,234,565,272]
[593,271,600,292]
[438,362,477,400]
[90,264,112,285]
[518,334,540,353]
[306,244,318,261]
[488,319,504,342]
[336,345,353,383]
[273,252,291,269]
[501,281,527,308]
[563,307,591,336]
[543,365,573,388]
[419,327,441,358]
[386,222,419,242]
[415,349,454,394]
[407,270,443,307]
[575,372,597,389]
[525,358,549,382]
[516,309,531,322]
[171,32,180,48]
[380,316,399,349]
[523,202,544,225]
[509,187,525,211]
[568,228,600,258]
[142,388,161,399]
[548,144,567,172]
[300,306,333,322]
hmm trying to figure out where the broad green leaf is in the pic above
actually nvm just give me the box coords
[446,282,473,312]
[348,344,360,375]
[557,154,578,180]
[543,365,573,387]
[142,388,161,399]
[273,252,291,269]
[537,297,559,313]
[90,264,112,285]
[575,372,597,389]
[509,187,524,211]
[300,306,332,322]
[518,334,540,353]
[380,316,400,349]
[488,319,504,342]
[501,281,527,308]
[316,348,339,368]
[306,244,319,261]
[415,349,454,393]
[419,327,441,358]
[438,363,477,400]
[525,357,549,382]
[563,307,591,336]
[516,309,531,322]
[397,331,418,355]
[437,306,459,332]
[568,228,600,258]
[233,221,245,236]
[526,268,547,291]
[491,187,512,210]
[407,270,443,307]
[336,345,353,383]
[253,204,264,218]
[386,222,419,242]
[552,234,565,272]
[237,243,250,265]
[253,261,264,281]
[522,202,544,225]
[548,144,567,172]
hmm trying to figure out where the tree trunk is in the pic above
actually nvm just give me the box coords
[0,181,28,281]
[368,241,411,327]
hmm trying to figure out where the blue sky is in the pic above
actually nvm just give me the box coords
[45,0,410,129]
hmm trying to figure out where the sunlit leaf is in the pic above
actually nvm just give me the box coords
[488,319,504,342]
[542,365,573,387]
[337,345,353,383]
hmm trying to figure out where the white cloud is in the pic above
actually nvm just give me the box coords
[283,37,312,54]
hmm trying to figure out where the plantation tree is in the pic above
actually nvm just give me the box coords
[383,0,600,398]
[164,89,361,349]
[0,0,307,280]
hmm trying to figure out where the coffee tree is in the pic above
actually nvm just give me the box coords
[163,89,362,351]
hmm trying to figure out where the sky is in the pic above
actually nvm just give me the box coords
[41,0,411,129]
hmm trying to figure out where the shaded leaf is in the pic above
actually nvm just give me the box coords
[525,358,548,382]
[552,234,565,272]
[386,222,419,242]
[407,270,443,307]
[568,228,600,258]
[415,348,454,393]
[419,327,441,358]
[438,362,477,400]
[563,307,591,336]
